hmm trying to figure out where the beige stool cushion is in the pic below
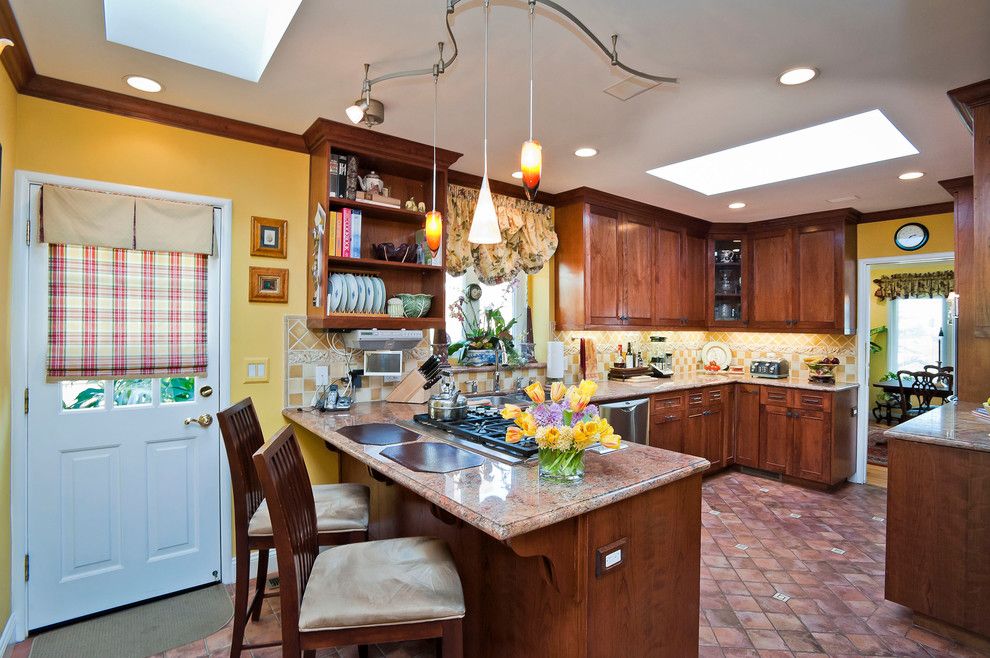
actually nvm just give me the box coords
[299,537,465,631]
[248,483,369,537]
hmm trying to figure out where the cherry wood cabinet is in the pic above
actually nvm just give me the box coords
[682,234,708,328]
[759,403,791,473]
[586,209,623,326]
[621,214,657,325]
[749,228,794,330]
[650,393,684,453]
[734,384,761,468]
[651,388,728,473]
[653,226,684,326]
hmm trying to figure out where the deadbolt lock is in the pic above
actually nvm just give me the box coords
[199,385,213,398]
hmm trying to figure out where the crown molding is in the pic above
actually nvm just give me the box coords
[947,78,990,134]
[939,175,974,196]
[0,0,34,90]
[858,201,955,224]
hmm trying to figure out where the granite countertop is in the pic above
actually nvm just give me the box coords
[885,401,990,453]
[284,404,708,541]
[588,373,859,402]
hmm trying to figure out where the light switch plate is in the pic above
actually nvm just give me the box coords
[244,357,270,383]
[314,366,329,386]
[595,537,627,578]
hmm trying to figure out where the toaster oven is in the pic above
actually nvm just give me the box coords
[750,358,790,379]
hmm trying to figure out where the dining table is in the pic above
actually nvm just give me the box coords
[871,377,952,425]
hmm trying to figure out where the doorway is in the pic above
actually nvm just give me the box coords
[10,172,232,638]
[855,251,955,487]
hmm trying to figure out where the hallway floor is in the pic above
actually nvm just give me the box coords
[8,472,986,657]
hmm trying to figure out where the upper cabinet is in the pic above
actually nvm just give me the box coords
[553,189,857,334]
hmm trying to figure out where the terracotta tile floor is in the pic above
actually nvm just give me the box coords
[9,471,988,657]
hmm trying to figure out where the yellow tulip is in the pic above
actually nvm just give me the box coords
[524,381,546,404]
[501,404,522,420]
[577,379,598,398]
[600,433,621,450]
[567,389,591,413]
[515,412,537,435]
[550,381,567,402]
[505,427,524,444]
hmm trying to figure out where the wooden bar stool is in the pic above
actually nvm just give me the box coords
[253,425,465,658]
[217,399,371,657]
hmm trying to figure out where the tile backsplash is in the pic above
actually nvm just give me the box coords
[555,330,857,384]
[284,316,544,407]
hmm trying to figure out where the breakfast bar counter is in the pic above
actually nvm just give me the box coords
[284,403,708,657]
[884,402,990,645]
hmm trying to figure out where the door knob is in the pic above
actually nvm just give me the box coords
[184,413,213,428]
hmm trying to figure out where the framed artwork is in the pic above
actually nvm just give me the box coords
[251,216,287,258]
[248,267,288,303]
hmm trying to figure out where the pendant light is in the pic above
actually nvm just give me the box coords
[468,0,502,245]
[424,72,443,253]
[519,0,541,200]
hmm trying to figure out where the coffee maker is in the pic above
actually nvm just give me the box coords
[648,336,674,378]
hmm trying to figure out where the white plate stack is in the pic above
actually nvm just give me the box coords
[327,273,387,314]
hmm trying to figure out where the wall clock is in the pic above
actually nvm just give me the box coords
[894,222,929,251]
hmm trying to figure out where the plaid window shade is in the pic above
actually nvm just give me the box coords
[47,243,208,380]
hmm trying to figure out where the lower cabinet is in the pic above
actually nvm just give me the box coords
[650,384,857,488]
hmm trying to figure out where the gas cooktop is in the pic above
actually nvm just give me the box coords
[413,406,539,459]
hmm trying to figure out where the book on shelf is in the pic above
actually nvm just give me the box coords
[328,153,348,198]
[350,209,362,258]
[334,211,343,257]
[341,208,352,259]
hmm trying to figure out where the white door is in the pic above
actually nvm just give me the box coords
[24,184,223,630]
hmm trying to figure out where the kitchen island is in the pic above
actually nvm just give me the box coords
[884,401,990,648]
[285,403,709,658]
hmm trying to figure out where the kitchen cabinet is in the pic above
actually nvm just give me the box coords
[620,214,656,325]
[734,384,761,468]
[586,209,622,326]
[653,226,684,326]
[650,393,684,452]
[708,235,747,327]
[792,409,830,481]
[682,234,708,327]
[759,403,791,473]
[749,228,794,330]
[682,388,727,472]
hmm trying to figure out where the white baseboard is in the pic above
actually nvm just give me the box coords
[229,549,277,584]
[0,614,16,655]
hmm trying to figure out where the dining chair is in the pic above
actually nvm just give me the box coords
[895,370,940,422]
[923,365,954,404]
[253,425,466,658]
[217,399,371,657]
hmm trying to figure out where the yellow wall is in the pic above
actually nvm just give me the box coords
[857,213,954,259]
[0,65,20,624]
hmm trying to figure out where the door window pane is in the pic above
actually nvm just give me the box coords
[161,377,195,403]
[61,380,105,410]
[113,379,153,406]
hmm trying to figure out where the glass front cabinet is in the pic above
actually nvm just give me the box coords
[708,236,747,327]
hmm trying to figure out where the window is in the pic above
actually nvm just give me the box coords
[444,270,526,347]
[887,298,954,373]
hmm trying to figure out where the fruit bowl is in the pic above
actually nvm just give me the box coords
[803,356,839,383]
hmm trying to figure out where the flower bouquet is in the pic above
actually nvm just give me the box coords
[502,380,621,481]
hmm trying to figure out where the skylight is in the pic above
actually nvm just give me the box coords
[104,0,303,82]
[646,109,919,195]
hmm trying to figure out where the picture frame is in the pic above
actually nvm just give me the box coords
[248,267,289,303]
[250,216,287,258]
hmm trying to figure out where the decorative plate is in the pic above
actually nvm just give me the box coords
[372,277,385,313]
[362,276,376,313]
[329,273,343,312]
[701,341,733,371]
[355,275,366,312]
[343,273,359,312]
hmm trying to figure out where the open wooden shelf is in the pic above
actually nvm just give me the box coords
[327,196,426,224]
[307,314,446,330]
[327,256,442,272]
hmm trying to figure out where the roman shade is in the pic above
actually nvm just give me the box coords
[47,243,208,380]
[40,185,215,255]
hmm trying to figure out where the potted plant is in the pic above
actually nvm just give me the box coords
[448,295,520,366]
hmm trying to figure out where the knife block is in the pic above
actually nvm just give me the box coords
[385,369,433,404]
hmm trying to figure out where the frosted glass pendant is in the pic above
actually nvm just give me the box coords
[468,176,501,244]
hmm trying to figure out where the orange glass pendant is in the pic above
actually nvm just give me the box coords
[520,139,542,200]
[424,210,443,252]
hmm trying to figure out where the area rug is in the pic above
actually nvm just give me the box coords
[867,422,889,467]
[29,584,233,658]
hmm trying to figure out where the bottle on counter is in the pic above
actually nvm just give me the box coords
[625,342,634,368]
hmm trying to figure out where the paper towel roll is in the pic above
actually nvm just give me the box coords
[546,341,565,379]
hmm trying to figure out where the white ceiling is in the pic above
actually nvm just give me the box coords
[11,0,990,221]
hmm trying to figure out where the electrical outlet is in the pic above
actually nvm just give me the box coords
[244,357,269,383]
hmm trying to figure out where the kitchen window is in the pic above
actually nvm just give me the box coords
[887,297,954,373]
[444,270,526,346]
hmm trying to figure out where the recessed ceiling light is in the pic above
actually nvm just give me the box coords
[646,109,918,196]
[124,75,162,93]
[827,195,860,203]
[898,171,924,180]
[778,67,818,86]
[728,202,746,209]
[511,171,523,179]
[574,147,598,158]
[105,0,303,82]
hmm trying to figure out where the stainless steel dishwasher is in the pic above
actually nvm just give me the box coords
[598,398,650,445]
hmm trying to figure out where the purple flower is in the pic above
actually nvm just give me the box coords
[533,402,563,427]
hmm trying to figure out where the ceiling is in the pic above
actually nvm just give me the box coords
[10,0,990,221]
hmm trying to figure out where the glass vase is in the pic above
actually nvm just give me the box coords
[538,447,585,482]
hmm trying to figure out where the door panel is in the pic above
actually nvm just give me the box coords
[683,410,707,461]
[760,405,790,473]
[682,234,707,327]
[791,410,830,482]
[587,210,622,326]
[704,405,724,471]
[750,230,794,328]
[620,216,654,324]
[735,385,761,468]
[795,226,838,330]
[26,186,222,629]
[654,226,684,325]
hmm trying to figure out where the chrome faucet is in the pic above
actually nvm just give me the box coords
[493,341,504,393]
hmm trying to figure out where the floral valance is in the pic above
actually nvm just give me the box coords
[873,270,955,301]
[447,184,558,285]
